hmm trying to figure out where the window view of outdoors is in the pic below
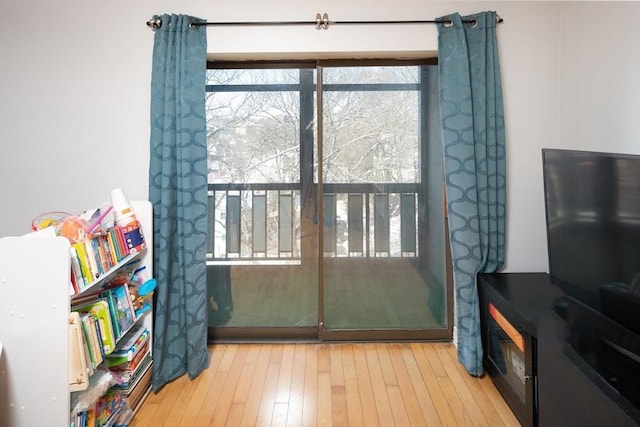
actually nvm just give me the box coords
[205,66,423,261]
[207,69,301,185]
[322,66,420,184]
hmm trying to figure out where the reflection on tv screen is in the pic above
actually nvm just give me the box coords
[542,149,640,316]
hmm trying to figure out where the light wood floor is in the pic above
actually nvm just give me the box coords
[131,342,520,427]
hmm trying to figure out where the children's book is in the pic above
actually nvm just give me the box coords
[68,312,89,392]
[69,246,85,291]
[109,340,150,372]
[110,325,147,356]
[110,353,152,389]
[101,288,121,340]
[107,328,149,367]
[111,285,135,336]
[72,241,94,285]
[79,313,98,370]
[73,299,116,355]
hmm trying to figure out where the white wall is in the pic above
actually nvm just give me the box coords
[0,1,638,274]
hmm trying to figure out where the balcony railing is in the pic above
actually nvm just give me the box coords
[207,183,421,264]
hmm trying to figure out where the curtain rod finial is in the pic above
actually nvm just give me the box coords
[147,16,162,31]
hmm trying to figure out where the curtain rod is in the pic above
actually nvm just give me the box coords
[146,13,503,31]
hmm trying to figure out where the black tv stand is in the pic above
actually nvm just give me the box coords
[478,273,639,427]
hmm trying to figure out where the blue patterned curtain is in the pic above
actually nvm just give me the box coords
[437,11,506,376]
[149,14,209,391]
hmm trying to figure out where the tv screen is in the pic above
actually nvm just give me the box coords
[542,149,640,319]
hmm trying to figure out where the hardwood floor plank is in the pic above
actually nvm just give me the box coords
[218,343,239,372]
[144,373,188,425]
[227,402,246,426]
[341,344,365,426]
[317,343,331,373]
[286,344,307,427]
[239,344,272,427]
[208,344,250,425]
[255,361,281,427]
[317,371,333,427]
[234,344,262,404]
[302,345,319,427]
[386,385,412,426]
[441,342,517,427]
[131,343,520,427]
[422,341,448,378]
[275,344,295,403]
[271,402,289,427]
[409,343,458,426]
[131,401,160,426]
[477,371,520,426]
[364,343,396,426]
[388,344,432,426]
[375,343,399,386]
[353,344,380,427]
[400,345,443,426]
[329,344,345,387]
[176,344,229,426]
[330,385,349,427]
[436,373,468,426]
[192,367,228,425]
[434,343,490,426]
[164,349,218,426]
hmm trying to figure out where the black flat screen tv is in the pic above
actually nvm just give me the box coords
[542,148,640,332]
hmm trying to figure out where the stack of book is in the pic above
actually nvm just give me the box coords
[107,324,153,413]
[69,225,137,294]
[74,390,126,427]
[71,281,138,365]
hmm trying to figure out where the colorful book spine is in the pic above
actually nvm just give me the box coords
[73,299,116,355]
[79,313,97,370]
[107,229,123,261]
[110,325,147,355]
[72,241,94,285]
[114,226,130,257]
[69,246,86,292]
[107,327,149,365]
[102,288,121,340]
[83,239,100,280]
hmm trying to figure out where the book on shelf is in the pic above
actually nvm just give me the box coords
[123,362,152,411]
[102,287,122,341]
[72,299,116,356]
[110,351,151,387]
[79,312,102,369]
[69,312,89,392]
[107,325,149,362]
[110,354,153,412]
[72,241,94,288]
[68,224,137,296]
[109,340,150,373]
[108,324,153,409]
[110,284,136,337]
[70,246,85,291]
[75,389,126,427]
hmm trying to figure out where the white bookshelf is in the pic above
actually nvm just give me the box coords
[0,200,153,427]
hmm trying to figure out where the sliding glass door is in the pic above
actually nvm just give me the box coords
[205,61,450,341]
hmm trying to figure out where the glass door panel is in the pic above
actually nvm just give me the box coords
[320,65,448,337]
[205,67,318,337]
